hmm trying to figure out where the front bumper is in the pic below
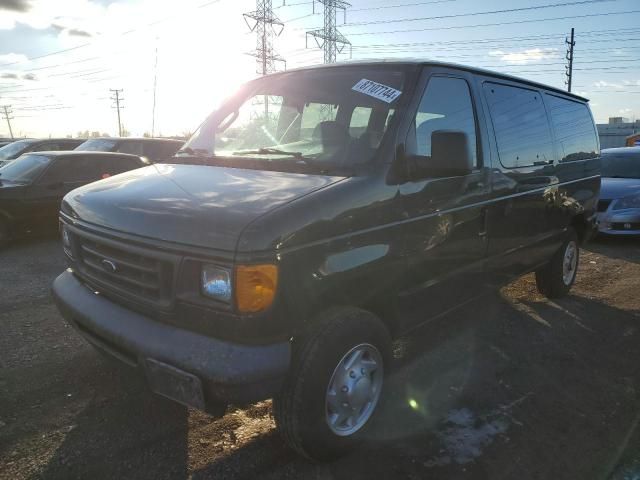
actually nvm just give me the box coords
[52,270,291,409]
[597,208,640,236]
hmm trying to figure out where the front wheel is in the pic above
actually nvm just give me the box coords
[274,308,391,461]
[535,228,579,298]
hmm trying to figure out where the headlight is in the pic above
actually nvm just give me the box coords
[201,265,232,303]
[613,194,640,210]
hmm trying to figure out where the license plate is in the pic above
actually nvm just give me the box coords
[144,358,206,410]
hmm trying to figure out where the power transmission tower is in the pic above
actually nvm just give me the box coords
[306,0,351,64]
[244,1,286,119]
[565,27,575,93]
[244,0,286,76]
[110,89,124,137]
[1,105,14,139]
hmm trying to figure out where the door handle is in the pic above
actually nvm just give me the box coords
[478,207,488,238]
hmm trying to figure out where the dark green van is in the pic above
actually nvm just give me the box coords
[53,61,600,460]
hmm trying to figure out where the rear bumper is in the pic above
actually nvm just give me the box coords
[52,270,290,408]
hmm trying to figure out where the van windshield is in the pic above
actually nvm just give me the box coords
[182,66,406,174]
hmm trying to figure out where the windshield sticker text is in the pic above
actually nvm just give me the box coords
[352,79,402,104]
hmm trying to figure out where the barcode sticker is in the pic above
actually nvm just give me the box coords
[352,79,402,104]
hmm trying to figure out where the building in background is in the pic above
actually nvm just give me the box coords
[597,117,640,149]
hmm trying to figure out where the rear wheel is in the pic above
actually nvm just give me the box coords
[274,307,391,461]
[535,228,579,298]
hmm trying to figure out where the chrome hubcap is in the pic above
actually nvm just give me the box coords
[562,240,578,285]
[325,343,383,437]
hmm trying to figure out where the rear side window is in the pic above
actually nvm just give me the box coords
[545,94,598,162]
[484,82,554,168]
[45,157,102,183]
[117,141,144,156]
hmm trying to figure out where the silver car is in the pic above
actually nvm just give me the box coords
[597,147,640,236]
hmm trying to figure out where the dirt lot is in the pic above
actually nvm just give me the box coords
[1,235,639,479]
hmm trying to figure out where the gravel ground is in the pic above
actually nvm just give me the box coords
[0,234,639,479]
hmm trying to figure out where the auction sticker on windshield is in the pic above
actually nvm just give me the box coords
[352,79,402,104]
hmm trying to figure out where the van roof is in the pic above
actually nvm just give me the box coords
[279,59,588,102]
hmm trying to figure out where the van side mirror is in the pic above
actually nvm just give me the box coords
[407,130,473,181]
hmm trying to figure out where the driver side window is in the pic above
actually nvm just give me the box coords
[408,76,478,167]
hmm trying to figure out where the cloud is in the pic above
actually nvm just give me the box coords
[488,48,558,65]
[67,27,92,37]
[22,72,36,80]
[51,22,92,37]
[619,108,633,116]
[0,53,28,67]
[623,80,640,87]
[593,80,623,88]
[0,72,18,79]
[0,0,31,13]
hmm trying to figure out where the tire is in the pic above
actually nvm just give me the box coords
[0,218,9,249]
[274,307,391,461]
[535,228,579,299]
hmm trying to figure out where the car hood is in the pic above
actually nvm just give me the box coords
[63,163,345,251]
[600,177,640,200]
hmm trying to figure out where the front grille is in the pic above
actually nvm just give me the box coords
[74,232,174,306]
[611,222,640,231]
[597,199,612,212]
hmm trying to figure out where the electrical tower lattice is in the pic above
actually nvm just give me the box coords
[306,0,351,64]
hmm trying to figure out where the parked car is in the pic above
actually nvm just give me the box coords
[52,61,600,460]
[0,138,14,149]
[75,137,184,163]
[0,151,146,246]
[0,138,84,167]
[596,147,640,235]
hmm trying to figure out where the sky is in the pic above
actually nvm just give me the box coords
[0,0,639,138]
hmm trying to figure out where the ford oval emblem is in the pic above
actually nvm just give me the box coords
[101,259,118,273]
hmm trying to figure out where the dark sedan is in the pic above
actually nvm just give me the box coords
[75,137,184,163]
[597,147,640,235]
[0,151,146,246]
[0,138,85,167]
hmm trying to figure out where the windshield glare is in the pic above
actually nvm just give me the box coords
[0,154,51,183]
[602,152,640,178]
[183,67,405,172]
[0,140,35,160]
[75,138,118,152]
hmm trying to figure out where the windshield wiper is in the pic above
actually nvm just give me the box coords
[232,147,308,161]
[176,147,210,157]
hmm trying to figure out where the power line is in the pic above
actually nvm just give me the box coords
[343,0,618,26]
[343,9,640,36]
[350,0,457,12]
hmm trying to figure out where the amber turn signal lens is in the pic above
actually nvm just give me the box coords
[235,264,278,313]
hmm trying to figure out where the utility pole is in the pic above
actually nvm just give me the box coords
[565,27,575,93]
[307,0,351,64]
[1,105,14,139]
[110,88,124,137]
[244,0,286,119]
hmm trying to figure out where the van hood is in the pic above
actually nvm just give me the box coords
[64,164,345,251]
[600,177,640,200]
